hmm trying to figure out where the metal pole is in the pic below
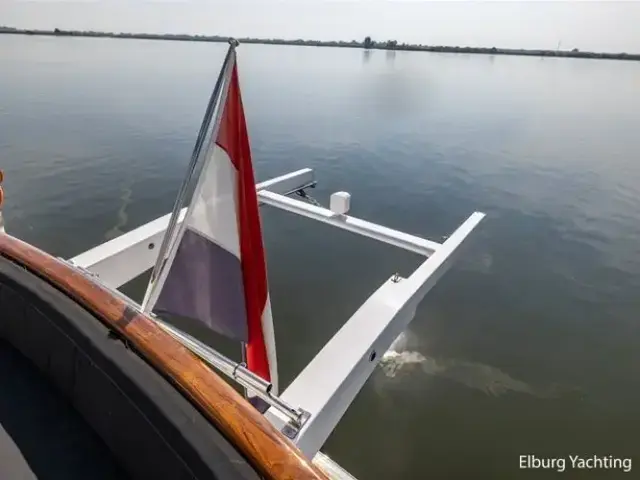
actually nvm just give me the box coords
[142,40,238,311]
[155,318,306,427]
[240,341,249,398]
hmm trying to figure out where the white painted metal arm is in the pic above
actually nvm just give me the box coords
[71,169,315,288]
[265,212,485,458]
[258,190,441,256]
[70,164,484,466]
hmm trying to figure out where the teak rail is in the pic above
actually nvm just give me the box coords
[0,233,328,480]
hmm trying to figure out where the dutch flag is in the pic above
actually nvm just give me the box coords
[143,44,278,395]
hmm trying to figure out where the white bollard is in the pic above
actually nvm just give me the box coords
[330,192,351,215]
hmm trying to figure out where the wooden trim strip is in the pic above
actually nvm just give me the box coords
[0,234,328,480]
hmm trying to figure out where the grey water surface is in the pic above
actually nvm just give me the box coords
[1,35,640,479]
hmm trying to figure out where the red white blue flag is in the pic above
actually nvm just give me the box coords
[146,49,278,392]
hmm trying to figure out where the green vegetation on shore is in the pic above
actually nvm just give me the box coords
[2,26,639,62]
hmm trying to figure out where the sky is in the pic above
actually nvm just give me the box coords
[2,1,640,52]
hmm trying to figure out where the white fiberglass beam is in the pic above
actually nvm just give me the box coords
[265,211,485,458]
[257,190,441,257]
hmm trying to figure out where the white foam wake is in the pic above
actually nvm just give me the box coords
[379,331,573,398]
[380,332,427,378]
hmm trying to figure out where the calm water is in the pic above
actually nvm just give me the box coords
[2,35,640,479]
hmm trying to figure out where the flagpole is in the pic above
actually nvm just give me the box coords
[240,342,249,398]
[142,39,239,313]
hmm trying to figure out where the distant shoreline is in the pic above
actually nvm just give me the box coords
[2,26,639,62]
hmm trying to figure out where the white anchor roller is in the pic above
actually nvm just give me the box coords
[329,191,351,215]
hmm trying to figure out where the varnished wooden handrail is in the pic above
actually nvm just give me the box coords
[0,233,328,480]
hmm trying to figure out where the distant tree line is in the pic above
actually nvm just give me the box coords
[0,26,638,62]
